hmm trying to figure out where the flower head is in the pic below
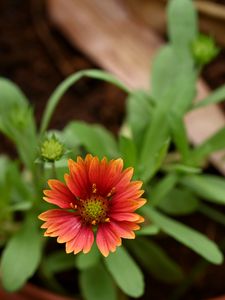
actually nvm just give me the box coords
[39,154,146,257]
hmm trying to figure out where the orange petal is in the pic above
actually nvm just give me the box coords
[96,223,121,257]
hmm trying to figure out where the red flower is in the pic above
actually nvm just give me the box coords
[39,154,146,257]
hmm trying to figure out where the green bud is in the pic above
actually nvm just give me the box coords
[192,34,219,66]
[41,136,64,162]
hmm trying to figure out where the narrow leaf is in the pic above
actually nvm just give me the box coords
[0,78,28,107]
[119,135,137,169]
[168,0,197,59]
[142,46,195,181]
[181,174,225,205]
[163,164,201,174]
[168,111,190,162]
[151,173,178,207]
[158,188,199,215]
[136,224,159,236]
[151,46,178,102]
[127,90,152,148]
[1,217,43,291]
[139,106,170,182]
[193,84,225,109]
[104,246,144,298]
[45,251,75,273]
[191,127,225,163]
[143,206,223,264]
[0,79,37,171]
[76,244,101,270]
[80,263,117,300]
[63,121,118,158]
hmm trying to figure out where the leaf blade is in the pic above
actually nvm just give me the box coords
[63,121,118,158]
[80,262,117,300]
[1,217,43,291]
[181,174,225,205]
[104,247,144,298]
[143,206,223,264]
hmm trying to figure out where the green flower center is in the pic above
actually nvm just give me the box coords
[79,196,109,225]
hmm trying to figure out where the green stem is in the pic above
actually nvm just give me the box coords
[52,161,57,179]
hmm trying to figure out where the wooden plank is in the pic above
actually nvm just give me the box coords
[47,0,162,89]
[47,0,225,175]
[126,0,225,47]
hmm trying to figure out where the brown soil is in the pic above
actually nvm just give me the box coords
[1,1,225,300]
[0,0,126,156]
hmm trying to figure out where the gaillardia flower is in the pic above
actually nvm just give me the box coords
[39,154,146,257]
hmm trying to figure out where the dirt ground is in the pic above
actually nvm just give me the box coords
[0,0,126,153]
[1,1,225,300]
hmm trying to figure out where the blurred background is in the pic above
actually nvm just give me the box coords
[1,1,225,299]
[1,1,225,145]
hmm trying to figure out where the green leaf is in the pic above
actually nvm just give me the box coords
[0,79,37,171]
[140,48,173,181]
[139,107,170,182]
[191,127,225,164]
[151,173,178,207]
[7,162,32,204]
[151,46,178,102]
[40,69,130,134]
[1,217,43,291]
[151,46,196,112]
[170,64,196,116]
[150,138,171,178]
[0,156,12,210]
[168,0,197,59]
[163,163,201,174]
[76,244,101,270]
[143,206,223,264]
[63,121,118,158]
[0,158,33,218]
[142,46,195,182]
[45,251,75,273]
[129,237,183,283]
[0,78,27,108]
[168,111,190,162]
[119,135,137,169]
[104,246,144,298]
[126,90,152,147]
[180,174,225,205]
[80,263,117,300]
[136,224,159,236]
[193,84,225,109]
[158,188,199,215]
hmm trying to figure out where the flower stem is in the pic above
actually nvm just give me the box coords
[52,161,57,179]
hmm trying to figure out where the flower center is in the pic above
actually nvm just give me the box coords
[79,196,109,225]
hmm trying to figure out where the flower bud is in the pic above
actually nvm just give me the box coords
[192,34,219,66]
[41,136,64,162]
